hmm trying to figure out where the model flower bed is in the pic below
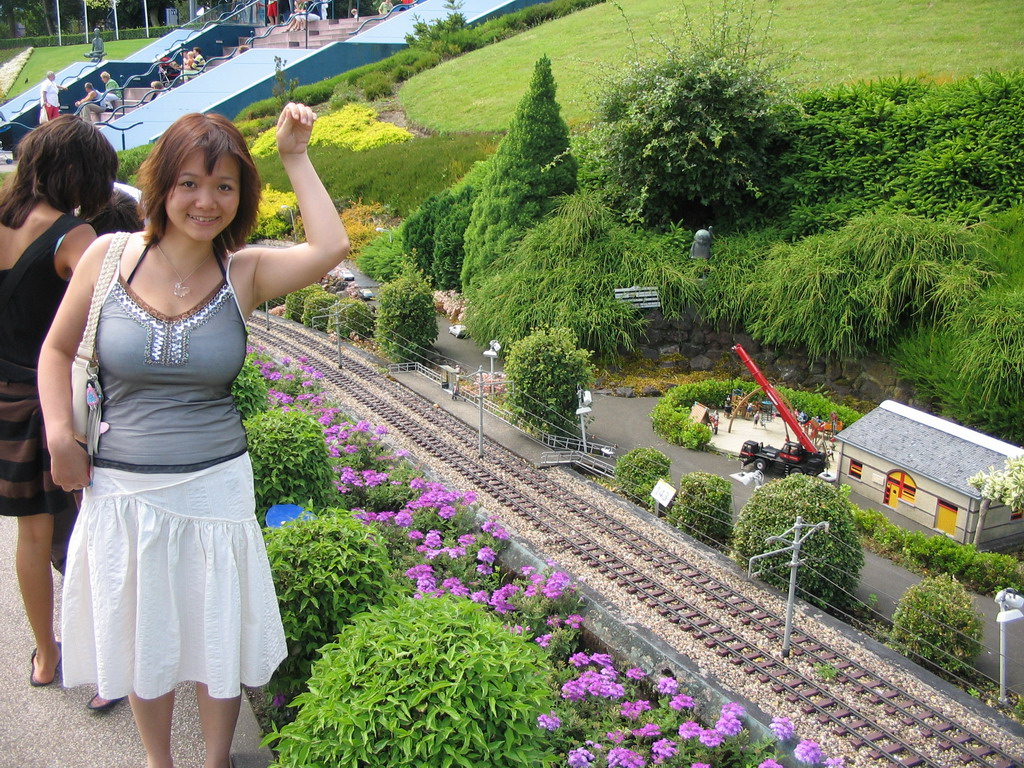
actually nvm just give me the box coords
[240,349,851,767]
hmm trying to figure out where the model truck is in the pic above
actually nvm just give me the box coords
[732,344,827,477]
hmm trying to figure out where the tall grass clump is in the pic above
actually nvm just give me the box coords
[467,191,701,359]
[741,213,991,357]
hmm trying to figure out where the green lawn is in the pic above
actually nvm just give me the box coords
[399,0,1024,132]
[8,38,153,98]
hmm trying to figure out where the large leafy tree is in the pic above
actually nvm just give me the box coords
[460,54,576,290]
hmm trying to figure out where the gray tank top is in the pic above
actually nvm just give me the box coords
[93,265,248,472]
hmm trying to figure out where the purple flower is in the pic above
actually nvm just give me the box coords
[825,760,846,768]
[569,652,591,667]
[650,739,676,764]
[590,653,614,669]
[698,729,724,748]
[669,694,695,711]
[565,614,584,629]
[759,761,784,768]
[620,699,653,719]
[721,702,745,718]
[271,693,286,707]
[794,740,824,765]
[770,716,795,741]
[477,546,496,564]
[655,676,678,695]
[691,764,710,768]
[715,714,743,737]
[678,721,701,739]
[606,731,625,745]
[469,590,489,604]
[625,667,647,680]
[631,722,661,739]
[535,634,552,648]
[606,747,645,768]
[567,748,595,768]
[536,712,561,731]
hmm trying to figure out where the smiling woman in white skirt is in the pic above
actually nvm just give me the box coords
[38,103,349,768]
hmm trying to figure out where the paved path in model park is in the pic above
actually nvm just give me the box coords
[424,314,1024,700]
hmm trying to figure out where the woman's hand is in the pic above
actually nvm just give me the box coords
[49,436,92,492]
[276,102,315,156]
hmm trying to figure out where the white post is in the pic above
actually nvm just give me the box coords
[83,0,89,43]
[112,0,120,39]
[143,0,149,37]
[996,588,1024,705]
[56,0,63,46]
[477,366,484,458]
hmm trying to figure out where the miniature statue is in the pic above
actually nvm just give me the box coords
[690,227,713,260]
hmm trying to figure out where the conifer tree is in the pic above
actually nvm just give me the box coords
[460,55,576,290]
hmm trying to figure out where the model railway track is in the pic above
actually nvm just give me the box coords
[251,319,1022,768]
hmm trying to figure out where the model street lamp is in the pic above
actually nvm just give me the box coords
[996,587,1024,705]
[576,388,592,454]
[483,340,500,396]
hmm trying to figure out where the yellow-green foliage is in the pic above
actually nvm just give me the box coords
[252,185,301,242]
[250,105,412,158]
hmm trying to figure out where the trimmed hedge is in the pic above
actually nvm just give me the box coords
[852,505,1024,596]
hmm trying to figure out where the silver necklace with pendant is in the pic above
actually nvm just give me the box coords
[157,242,212,298]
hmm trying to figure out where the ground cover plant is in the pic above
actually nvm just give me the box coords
[247,348,857,766]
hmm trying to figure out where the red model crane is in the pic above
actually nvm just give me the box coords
[732,344,827,476]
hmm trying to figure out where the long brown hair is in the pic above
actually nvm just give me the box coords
[0,116,118,227]
[138,112,261,253]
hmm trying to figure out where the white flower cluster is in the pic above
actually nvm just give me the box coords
[968,456,1024,513]
[432,289,466,322]
[0,48,34,100]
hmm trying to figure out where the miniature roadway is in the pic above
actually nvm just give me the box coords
[1,302,1019,767]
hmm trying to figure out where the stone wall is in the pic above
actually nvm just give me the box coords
[635,309,919,406]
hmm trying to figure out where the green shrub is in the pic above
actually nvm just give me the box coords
[356,229,412,282]
[504,327,594,435]
[461,55,576,289]
[403,190,448,275]
[327,297,375,340]
[853,504,1024,595]
[374,268,437,363]
[889,574,982,681]
[779,73,1024,237]
[284,285,320,321]
[668,471,733,549]
[256,132,499,217]
[231,354,270,423]
[356,70,394,101]
[300,286,339,332]
[466,192,698,360]
[252,185,301,243]
[431,184,476,291]
[245,409,336,522]
[651,378,861,445]
[116,143,153,185]
[587,7,792,227]
[264,511,396,709]
[236,73,350,121]
[614,447,671,510]
[733,475,864,612]
[268,596,556,768]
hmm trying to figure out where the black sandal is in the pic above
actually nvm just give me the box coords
[29,643,61,687]
[87,694,126,713]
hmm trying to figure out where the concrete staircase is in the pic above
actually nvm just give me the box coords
[244,16,387,50]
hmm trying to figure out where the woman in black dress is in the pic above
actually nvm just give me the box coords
[0,117,116,700]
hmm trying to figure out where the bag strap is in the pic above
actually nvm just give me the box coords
[76,232,131,363]
[0,213,82,315]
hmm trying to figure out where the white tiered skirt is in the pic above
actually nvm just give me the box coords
[60,454,286,700]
